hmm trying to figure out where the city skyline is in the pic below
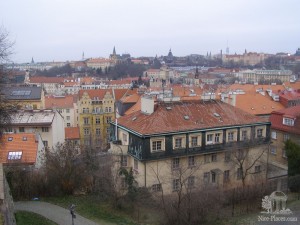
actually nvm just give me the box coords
[1,0,300,63]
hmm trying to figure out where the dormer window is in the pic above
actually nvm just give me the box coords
[8,151,22,160]
[283,117,294,126]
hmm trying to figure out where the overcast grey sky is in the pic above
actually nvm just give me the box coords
[1,0,299,63]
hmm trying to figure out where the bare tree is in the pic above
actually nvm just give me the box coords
[148,158,222,225]
[229,145,268,187]
[0,26,16,138]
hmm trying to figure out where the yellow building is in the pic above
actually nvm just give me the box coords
[2,86,45,109]
[78,89,115,149]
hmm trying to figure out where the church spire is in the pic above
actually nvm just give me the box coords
[113,46,116,55]
[31,57,34,64]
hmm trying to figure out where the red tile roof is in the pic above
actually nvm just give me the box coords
[113,89,137,101]
[118,100,268,136]
[270,106,300,135]
[0,133,39,165]
[30,76,65,83]
[45,95,75,108]
[65,127,80,140]
[234,92,284,116]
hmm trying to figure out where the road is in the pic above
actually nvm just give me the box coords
[15,201,100,225]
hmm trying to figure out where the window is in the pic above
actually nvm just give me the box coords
[215,133,221,143]
[206,134,213,144]
[5,128,13,133]
[84,128,90,135]
[106,127,110,136]
[109,107,112,112]
[121,155,127,167]
[241,130,247,141]
[67,123,70,127]
[152,140,162,152]
[211,172,216,183]
[42,127,49,132]
[187,176,195,188]
[228,132,234,142]
[96,128,101,135]
[257,129,263,138]
[7,137,13,141]
[84,139,90,146]
[283,118,294,126]
[66,116,70,121]
[224,170,230,182]
[270,146,276,155]
[66,109,70,113]
[172,158,180,170]
[282,150,287,158]
[19,127,25,133]
[106,117,112,124]
[255,165,261,173]
[122,133,127,142]
[225,151,231,162]
[237,168,242,180]
[188,156,195,167]
[83,108,89,113]
[7,151,22,160]
[134,159,138,171]
[152,184,162,192]
[283,134,290,142]
[271,131,277,139]
[204,154,210,163]
[43,141,48,147]
[204,172,210,183]
[211,154,217,162]
[83,117,89,125]
[172,179,180,191]
[191,136,198,147]
[95,138,101,146]
[175,138,182,148]
[95,118,101,124]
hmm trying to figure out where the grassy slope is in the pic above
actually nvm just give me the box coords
[15,211,58,225]
[43,195,139,225]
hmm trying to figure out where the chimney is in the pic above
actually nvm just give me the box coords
[141,96,154,115]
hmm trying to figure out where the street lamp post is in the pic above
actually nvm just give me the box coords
[69,204,76,225]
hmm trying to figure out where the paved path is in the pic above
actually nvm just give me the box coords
[15,201,100,225]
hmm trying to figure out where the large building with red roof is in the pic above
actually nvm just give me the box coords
[110,97,271,193]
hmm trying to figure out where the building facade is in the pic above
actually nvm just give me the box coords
[269,106,300,169]
[110,98,270,194]
[78,90,115,149]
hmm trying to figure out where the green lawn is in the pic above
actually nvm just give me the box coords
[43,195,140,225]
[15,211,57,225]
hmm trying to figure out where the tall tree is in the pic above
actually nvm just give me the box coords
[0,26,16,137]
[285,140,300,176]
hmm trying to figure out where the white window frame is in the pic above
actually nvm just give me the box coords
[271,131,277,139]
[7,151,22,160]
[151,138,165,152]
[283,117,294,126]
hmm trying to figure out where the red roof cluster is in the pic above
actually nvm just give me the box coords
[118,100,267,135]
[270,106,300,135]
